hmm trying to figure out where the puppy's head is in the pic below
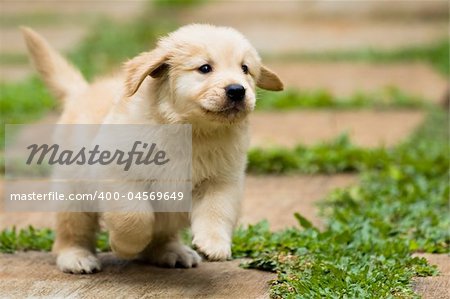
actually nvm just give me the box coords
[124,24,283,125]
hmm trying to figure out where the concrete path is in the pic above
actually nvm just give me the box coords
[179,2,448,54]
[242,174,356,230]
[267,62,448,103]
[180,0,448,23]
[413,253,450,299]
[0,174,356,231]
[250,110,425,148]
[0,1,142,81]
[0,26,85,53]
[0,252,275,298]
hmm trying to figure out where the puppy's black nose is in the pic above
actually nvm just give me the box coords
[225,84,246,102]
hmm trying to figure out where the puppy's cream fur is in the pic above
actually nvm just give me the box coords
[21,24,283,273]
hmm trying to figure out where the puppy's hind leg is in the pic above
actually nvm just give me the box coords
[53,212,101,274]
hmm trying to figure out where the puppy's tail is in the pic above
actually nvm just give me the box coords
[21,26,88,101]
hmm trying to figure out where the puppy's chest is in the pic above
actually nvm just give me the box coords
[191,135,246,185]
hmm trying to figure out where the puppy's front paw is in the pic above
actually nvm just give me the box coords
[193,234,231,261]
[144,241,201,268]
[56,248,101,274]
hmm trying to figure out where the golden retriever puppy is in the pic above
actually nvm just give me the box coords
[21,24,283,274]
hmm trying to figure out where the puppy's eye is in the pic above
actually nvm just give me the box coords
[198,64,212,74]
[241,64,249,74]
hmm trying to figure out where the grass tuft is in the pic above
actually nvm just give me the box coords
[272,39,449,75]
[0,226,54,253]
[233,110,449,298]
[247,109,448,175]
[0,226,109,254]
[0,78,56,148]
[257,87,429,110]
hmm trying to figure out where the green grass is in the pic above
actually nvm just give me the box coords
[235,110,449,298]
[0,53,29,65]
[0,5,176,149]
[248,134,388,174]
[69,17,176,80]
[247,128,448,175]
[0,13,63,27]
[0,226,54,253]
[153,0,206,8]
[271,39,450,75]
[233,219,439,298]
[0,78,56,148]
[0,226,109,254]
[1,111,448,298]
[257,87,428,111]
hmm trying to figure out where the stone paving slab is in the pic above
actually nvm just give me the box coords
[0,210,55,230]
[1,1,142,21]
[179,1,448,22]
[0,174,355,231]
[267,62,448,103]
[0,1,142,82]
[0,252,275,298]
[241,174,356,230]
[0,26,86,54]
[179,2,448,54]
[413,253,450,299]
[250,110,425,148]
[0,64,30,82]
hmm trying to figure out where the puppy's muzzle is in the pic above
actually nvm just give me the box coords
[225,84,246,102]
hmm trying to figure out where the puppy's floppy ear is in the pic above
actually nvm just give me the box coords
[124,48,169,97]
[257,65,284,91]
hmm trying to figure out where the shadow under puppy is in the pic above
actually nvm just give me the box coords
[21,24,283,273]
